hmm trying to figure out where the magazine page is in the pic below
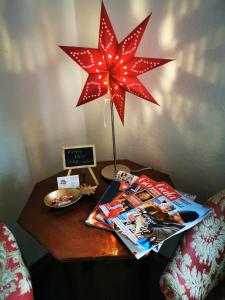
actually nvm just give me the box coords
[111,226,164,258]
[85,209,112,231]
[134,176,181,201]
[151,192,196,253]
[99,175,213,259]
[85,171,138,230]
[99,175,162,221]
[108,195,212,259]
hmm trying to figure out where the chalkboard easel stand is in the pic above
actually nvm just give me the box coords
[67,168,99,186]
[88,167,99,186]
[67,169,72,176]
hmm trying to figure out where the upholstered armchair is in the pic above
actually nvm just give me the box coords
[160,190,225,300]
[0,223,33,300]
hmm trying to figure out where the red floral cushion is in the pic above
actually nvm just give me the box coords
[0,223,33,300]
[160,190,225,300]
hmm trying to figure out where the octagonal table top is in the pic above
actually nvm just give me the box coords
[18,159,173,262]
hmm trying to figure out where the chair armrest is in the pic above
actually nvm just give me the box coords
[0,223,34,300]
[160,190,225,300]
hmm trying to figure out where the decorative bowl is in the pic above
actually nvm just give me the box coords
[44,188,82,208]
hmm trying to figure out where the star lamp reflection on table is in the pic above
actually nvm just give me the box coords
[59,2,173,125]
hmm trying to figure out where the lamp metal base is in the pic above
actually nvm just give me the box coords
[101,164,130,181]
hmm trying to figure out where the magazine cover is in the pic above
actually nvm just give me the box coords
[99,175,213,259]
[85,171,138,231]
[85,209,112,231]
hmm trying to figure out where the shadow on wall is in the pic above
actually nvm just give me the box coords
[145,0,225,201]
[78,0,225,201]
[0,0,86,265]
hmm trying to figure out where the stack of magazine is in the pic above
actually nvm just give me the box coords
[86,171,212,259]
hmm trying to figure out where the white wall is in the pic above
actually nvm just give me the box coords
[81,0,225,199]
[0,0,87,265]
[0,0,225,265]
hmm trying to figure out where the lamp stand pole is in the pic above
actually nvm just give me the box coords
[110,100,117,174]
[101,100,130,180]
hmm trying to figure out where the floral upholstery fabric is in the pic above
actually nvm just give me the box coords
[160,190,225,300]
[0,223,33,300]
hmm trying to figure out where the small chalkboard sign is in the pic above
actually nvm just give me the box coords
[62,145,96,170]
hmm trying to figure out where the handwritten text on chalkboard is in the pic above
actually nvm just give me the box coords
[62,145,96,169]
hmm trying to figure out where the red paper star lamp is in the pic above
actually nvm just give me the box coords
[60,2,172,124]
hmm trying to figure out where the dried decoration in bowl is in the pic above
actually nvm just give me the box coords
[44,188,82,208]
[44,185,97,208]
[51,194,74,206]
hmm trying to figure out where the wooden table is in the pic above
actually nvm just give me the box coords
[18,160,174,262]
